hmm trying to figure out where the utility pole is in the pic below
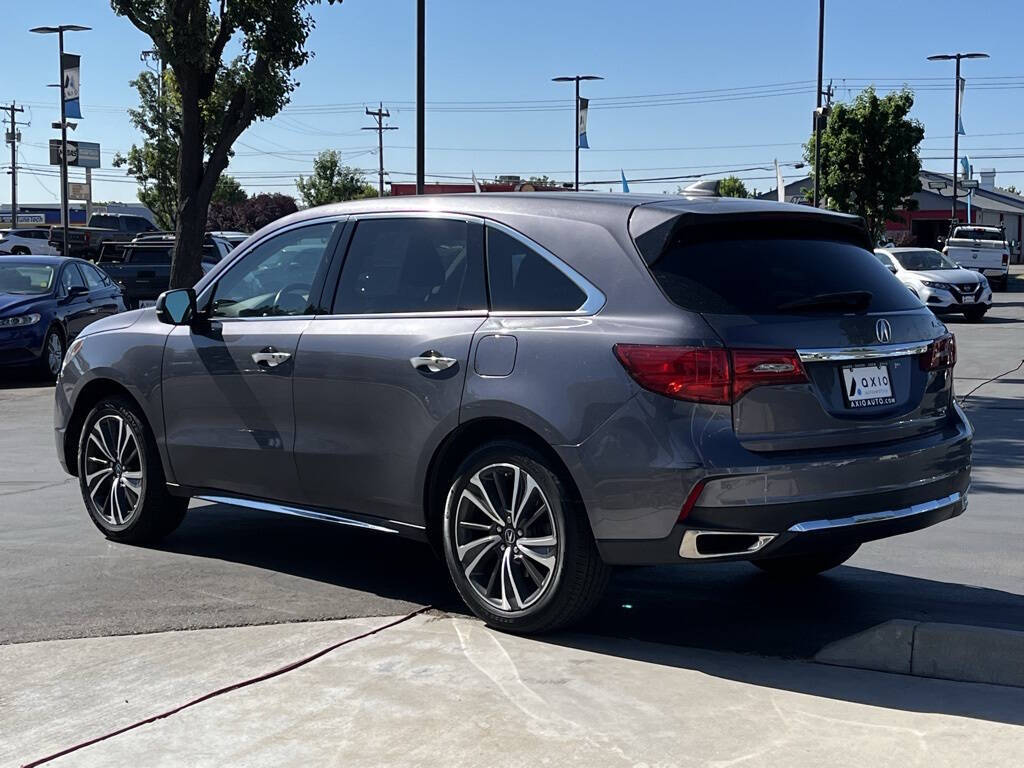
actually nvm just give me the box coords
[362,103,398,196]
[552,74,603,191]
[812,0,825,207]
[4,102,26,227]
[416,0,425,195]
[928,51,989,225]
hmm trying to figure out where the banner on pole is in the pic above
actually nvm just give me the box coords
[620,169,629,193]
[957,77,966,135]
[578,97,589,149]
[775,159,785,203]
[62,53,82,119]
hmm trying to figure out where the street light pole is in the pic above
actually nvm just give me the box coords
[552,74,603,191]
[812,0,824,207]
[30,23,90,255]
[928,51,989,226]
[416,0,425,195]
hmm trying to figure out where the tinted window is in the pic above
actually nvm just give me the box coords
[81,263,109,289]
[60,264,86,293]
[873,251,895,268]
[648,223,919,315]
[90,215,118,230]
[130,246,172,265]
[125,217,149,232]
[333,218,484,314]
[486,227,586,312]
[211,222,338,318]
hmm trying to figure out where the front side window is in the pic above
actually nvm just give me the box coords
[332,217,484,314]
[210,222,338,318]
[486,227,587,312]
[60,264,86,293]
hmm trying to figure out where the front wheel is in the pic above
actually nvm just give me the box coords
[37,326,64,380]
[752,544,859,578]
[77,396,187,544]
[442,441,609,634]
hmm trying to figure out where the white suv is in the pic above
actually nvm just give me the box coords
[0,228,57,255]
[875,246,992,322]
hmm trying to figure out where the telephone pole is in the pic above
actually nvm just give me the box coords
[362,103,398,196]
[3,102,26,227]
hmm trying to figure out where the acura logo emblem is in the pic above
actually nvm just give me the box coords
[875,319,892,344]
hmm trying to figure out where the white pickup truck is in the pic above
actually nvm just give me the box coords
[942,225,1010,290]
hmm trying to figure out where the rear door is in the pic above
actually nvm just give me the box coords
[636,213,952,451]
[57,263,94,338]
[79,262,122,319]
[292,215,487,525]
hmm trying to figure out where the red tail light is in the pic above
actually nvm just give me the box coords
[679,479,707,521]
[1002,253,1009,266]
[614,345,808,405]
[920,334,956,371]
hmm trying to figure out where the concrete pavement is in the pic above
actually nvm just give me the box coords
[4,613,1023,767]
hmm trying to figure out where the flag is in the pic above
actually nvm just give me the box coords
[578,97,589,149]
[957,77,966,135]
[62,53,82,120]
[960,155,972,180]
[775,159,785,203]
[472,171,482,193]
[620,170,629,193]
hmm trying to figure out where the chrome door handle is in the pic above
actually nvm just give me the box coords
[410,350,457,373]
[252,348,292,368]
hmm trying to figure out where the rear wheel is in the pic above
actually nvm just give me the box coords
[752,544,859,578]
[963,306,988,322]
[77,396,187,544]
[11,246,30,255]
[442,441,609,634]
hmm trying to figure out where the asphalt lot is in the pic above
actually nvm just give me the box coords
[2,278,1022,659]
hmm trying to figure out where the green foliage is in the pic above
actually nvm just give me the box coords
[213,174,248,205]
[111,0,342,287]
[805,87,924,241]
[295,151,377,207]
[717,175,749,198]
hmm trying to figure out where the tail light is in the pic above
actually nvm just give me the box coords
[84,232,91,245]
[613,345,808,405]
[1002,253,1009,266]
[679,479,707,521]
[920,334,956,371]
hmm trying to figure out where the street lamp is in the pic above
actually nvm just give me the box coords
[30,24,90,256]
[552,74,603,191]
[927,51,989,225]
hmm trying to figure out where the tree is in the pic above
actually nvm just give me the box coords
[213,174,248,205]
[113,69,180,230]
[295,150,376,207]
[111,0,341,288]
[805,87,924,241]
[717,176,749,198]
[208,193,297,232]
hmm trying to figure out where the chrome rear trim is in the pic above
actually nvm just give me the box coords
[796,340,931,363]
[679,530,776,559]
[787,491,962,533]
[197,495,399,534]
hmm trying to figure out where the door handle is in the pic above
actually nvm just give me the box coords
[410,350,457,373]
[252,347,292,368]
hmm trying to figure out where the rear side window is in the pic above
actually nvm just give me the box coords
[486,227,586,312]
[80,263,109,289]
[333,218,485,314]
[648,223,919,315]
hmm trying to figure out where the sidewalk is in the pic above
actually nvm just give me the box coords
[4,614,1023,767]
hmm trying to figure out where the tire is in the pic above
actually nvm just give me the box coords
[963,306,988,322]
[77,396,187,544]
[752,544,859,578]
[37,326,65,381]
[442,440,609,634]
[11,246,30,255]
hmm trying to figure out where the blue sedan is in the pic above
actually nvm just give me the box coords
[0,256,126,379]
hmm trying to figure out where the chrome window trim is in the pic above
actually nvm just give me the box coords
[787,491,962,533]
[485,219,606,317]
[796,339,932,363]
[312,310,489,321]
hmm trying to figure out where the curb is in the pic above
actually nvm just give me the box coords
[815,620,1024,688]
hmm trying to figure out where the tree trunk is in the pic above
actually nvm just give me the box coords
[170,79,207,290]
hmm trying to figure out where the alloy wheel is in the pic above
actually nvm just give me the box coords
[46,332,64,376]
[451,463,560,612]
[83,414,144,527]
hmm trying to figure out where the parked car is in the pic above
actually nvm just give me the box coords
[54,195,972,633]
[942,224,1010,289]
[208,231,251,250]
[874,247,992,321]
[1,256,124,379]
[96,236,231,309]
[49,213,157,260]
[0,228,57,255]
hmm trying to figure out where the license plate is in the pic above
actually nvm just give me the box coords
[962,294,975,303]
[841,364,895,408]
[138,299,156,308]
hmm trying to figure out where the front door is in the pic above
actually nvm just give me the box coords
[162,220,342,502]
[293,215,487,525]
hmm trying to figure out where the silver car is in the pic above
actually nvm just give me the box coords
[875,247,992,321]
[54,195,972,633]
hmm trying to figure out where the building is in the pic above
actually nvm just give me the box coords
[0,202,155,227]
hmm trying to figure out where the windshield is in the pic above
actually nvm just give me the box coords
[0,264,54,294]
[953,227,1003,242]
[892,249,959,271]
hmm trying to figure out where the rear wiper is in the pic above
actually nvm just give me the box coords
[777,291,872,313]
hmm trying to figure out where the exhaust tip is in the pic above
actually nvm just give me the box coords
[680,530,775,559]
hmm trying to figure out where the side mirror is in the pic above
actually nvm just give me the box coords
[155,288,197,325]
[887,264,898,274]
[66,284,88,299]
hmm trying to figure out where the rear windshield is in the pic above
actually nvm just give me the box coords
[952,227,1003,242]
[648,223,919,315]
[89,215,118,229]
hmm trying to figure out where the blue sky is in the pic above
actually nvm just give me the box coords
[3,0,1023,205]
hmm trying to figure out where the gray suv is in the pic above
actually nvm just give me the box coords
[54,194,972,633]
